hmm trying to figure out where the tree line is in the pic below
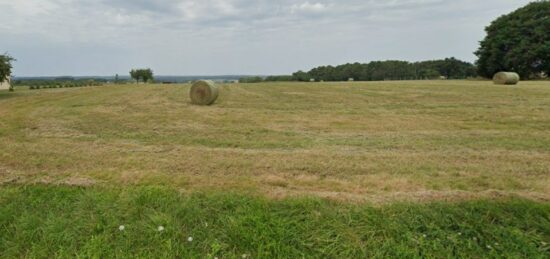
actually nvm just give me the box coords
[240,58,477,83]
[13,78,105,89]
[296,58,477,82]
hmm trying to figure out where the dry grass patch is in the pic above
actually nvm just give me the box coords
[1,81,550,203]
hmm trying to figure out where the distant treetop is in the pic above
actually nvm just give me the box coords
[130,68,154,83]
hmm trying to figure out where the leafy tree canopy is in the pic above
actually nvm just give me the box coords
[0,53,15,83]
[475,1,550,79]
[130,68,154,83]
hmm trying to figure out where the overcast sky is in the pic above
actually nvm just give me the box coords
[0,0,533,76]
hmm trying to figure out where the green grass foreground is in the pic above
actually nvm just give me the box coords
[0,185,548,258]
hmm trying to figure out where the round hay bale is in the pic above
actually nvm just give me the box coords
[493,72,520,85]
[190,80,219,105]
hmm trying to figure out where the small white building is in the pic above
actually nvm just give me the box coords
[0,76,11,90]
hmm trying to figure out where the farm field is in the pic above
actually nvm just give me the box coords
[2,80,550,201]
[1,80,550,257]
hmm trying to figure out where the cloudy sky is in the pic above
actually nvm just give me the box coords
[0,0,532,76]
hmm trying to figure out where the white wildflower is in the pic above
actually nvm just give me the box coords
[188,236,193,242]
[119,225,125,231]
[158,226,165,232]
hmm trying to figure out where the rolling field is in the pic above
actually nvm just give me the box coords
[1,80,550,257]
[1,80,550,201]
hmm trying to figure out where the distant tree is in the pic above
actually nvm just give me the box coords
[239,76,264,83]
[264,75,295,82]
[291,71,309,82]
[418,69,441,79]
[130,69,139,83]
[0,53,15,91]
[130,68,154,84]
[436,57,476,79]
[475,1,550,79]
[115,74,119,84]
[141,68,154,83]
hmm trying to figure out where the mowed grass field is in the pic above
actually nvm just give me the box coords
[1,81,550,257]
[1,80,550,201]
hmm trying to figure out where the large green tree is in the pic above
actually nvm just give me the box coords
[1,54,15,81]
[0,54,15,91]
[130,68,154,84]
[475,1,550,79]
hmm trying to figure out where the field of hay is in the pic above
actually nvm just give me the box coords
[1,80,550,257]
[1,80,550,202]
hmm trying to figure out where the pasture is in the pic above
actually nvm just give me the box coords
[1,80,549,257]
[2,80,550,201]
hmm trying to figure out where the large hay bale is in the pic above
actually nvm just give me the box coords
[493,72,520,85]
[190,80,219,105]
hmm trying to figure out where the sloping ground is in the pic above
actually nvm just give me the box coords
[0,185,548,258]
[1,81,550,202]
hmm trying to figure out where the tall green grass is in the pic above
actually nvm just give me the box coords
[1,185,548,258]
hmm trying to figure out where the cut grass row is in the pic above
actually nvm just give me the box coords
[0,185,548,258]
